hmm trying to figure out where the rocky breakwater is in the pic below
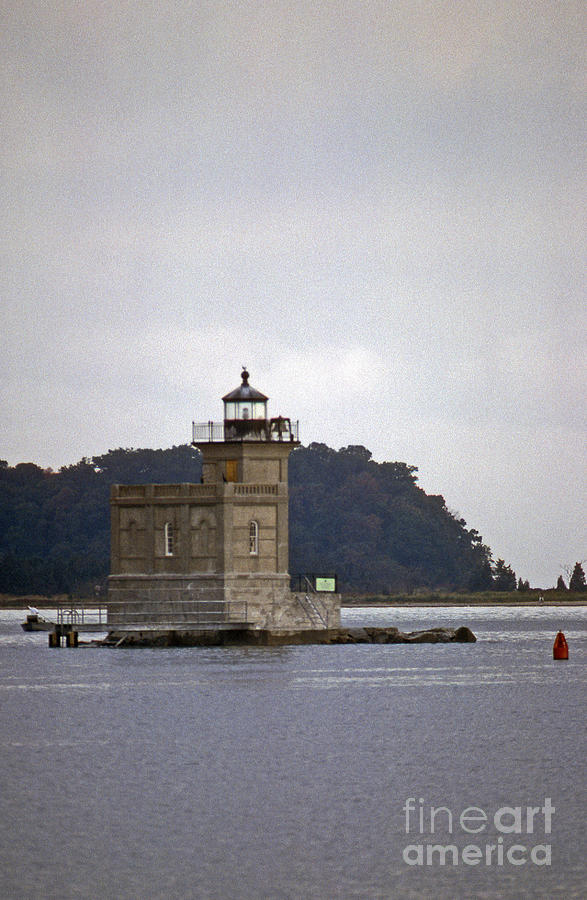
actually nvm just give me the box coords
[105,625,476,647]
[240,625,477,646]
[329,625,476,644]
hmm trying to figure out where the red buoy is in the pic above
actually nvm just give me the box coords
[553,631,569,660]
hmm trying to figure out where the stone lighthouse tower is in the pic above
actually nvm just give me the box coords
[191,367,300,625]
[107,369,339,636]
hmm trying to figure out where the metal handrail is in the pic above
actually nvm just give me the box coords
[192,420,299,443]
[304,594,328,628]
[295,594,328,628]
[290,573,338,593]
[56,603,108,627]
[106,599,248,627]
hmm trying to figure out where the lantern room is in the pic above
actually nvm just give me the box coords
[222,368,268,422]
[222,368,268,440]
[192,368,299,443]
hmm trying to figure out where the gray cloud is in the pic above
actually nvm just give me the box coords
[1,1,584,586]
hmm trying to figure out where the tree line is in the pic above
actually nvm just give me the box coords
[0,442,577,596]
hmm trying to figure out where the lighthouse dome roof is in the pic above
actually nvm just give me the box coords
[222,368,268,403]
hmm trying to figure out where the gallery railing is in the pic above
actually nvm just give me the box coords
[192,419,299,443]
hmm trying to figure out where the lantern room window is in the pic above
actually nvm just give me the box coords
[223,369,268,423]
[224,399,267,421]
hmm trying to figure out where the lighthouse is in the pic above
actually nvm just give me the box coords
[107,369,340,637]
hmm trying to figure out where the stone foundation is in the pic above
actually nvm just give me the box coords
[107,573,341,630]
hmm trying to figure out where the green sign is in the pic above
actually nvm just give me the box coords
[315,577,336,592]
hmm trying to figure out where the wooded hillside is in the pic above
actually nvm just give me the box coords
[0,443,512,595]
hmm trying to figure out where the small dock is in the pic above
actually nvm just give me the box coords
[38,600,250,647]
[33,604,110,647]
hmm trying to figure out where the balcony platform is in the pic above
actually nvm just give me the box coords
[192,418,299,444]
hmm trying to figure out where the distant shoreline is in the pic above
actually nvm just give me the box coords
[342,589,587,607]
[342,599,587,608]
[1,593,586,610]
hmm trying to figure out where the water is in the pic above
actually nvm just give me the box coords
[1,606,585,899]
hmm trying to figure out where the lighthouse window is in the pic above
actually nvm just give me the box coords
[164,522,174,557]
[249,520,259,556]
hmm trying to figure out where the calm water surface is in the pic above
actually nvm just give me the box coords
[0,606,585,899]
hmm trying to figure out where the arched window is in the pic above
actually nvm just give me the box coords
[249,520,259,556]
[164,522,174,557]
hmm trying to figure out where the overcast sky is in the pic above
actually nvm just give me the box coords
[2,1,585,587]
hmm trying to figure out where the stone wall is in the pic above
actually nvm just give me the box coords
[108,572,340,631]
[110,482,289,577]
[108,457,341,634]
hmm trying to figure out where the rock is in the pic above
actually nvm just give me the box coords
[345,628,372,643]
[403,628,453,643]
[364,626,400,643]
[453,626,477,642]
[104,623,477,647]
